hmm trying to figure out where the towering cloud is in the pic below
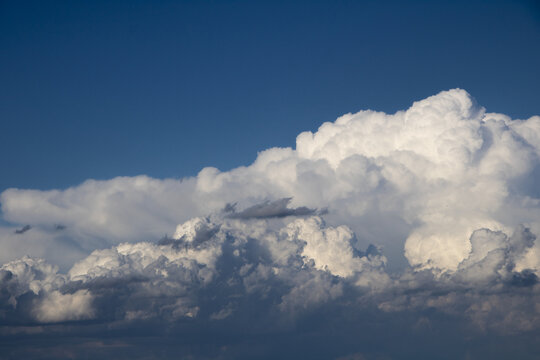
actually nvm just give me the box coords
[1,89,539,358]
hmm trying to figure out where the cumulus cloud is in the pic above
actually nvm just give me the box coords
[1,89,540,357]
[33,289,94,322]
[0,215,389,326]
[0,256,95,324]
[2,89,538,274]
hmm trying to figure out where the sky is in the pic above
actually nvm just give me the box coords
[1,1,540,359]
[1,0,539,191]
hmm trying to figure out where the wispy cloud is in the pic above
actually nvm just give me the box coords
[14,225,31,234]
[226,198,319,219]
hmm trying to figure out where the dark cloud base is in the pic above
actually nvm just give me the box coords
[1,307,539,360]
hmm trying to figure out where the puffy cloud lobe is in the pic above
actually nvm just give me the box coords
[453,226,535,284]
[34,290,94,322]
[0,256,64,304]
[282,217,389,288]
[0,257,94,323]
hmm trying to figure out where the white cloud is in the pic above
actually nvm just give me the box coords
[0,215,391,325]
[33,289,94,323]
[1,89,539,340]
[3,89,538,274]
[0,256,65,303]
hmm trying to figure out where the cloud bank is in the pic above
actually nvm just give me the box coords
[1,89,539,358]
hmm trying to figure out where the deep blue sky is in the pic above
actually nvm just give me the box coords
[1,0,539,191]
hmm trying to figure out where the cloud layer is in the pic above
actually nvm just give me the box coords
[1,89,539,358]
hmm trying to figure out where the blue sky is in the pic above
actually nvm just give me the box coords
[1,0,539,191]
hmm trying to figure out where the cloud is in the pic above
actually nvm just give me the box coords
[1,215,537,331]
[14,225,31,234]
[33,289,94,322]
[1,89,540,357]
[0,176,200,253]
[226,197,319,219]
[0,216,388,322]
[2,89,539,275]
